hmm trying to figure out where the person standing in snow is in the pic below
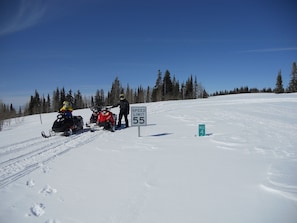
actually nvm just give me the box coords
[112,94,130,128]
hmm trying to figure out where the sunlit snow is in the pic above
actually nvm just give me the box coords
[1,93,297,223]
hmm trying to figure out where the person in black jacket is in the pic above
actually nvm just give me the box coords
[113,94,130,128]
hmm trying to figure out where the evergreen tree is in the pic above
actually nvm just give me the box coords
[46,94,51,113]
[202,89,209,98]
[181,82,185,99]
[108,77,123,105]
[274,70,284,94]
[41,96,47,113]
[146,86,151,103]
[194,76,198,98]
[74,90,84,109]
[172,76,180,100]
[125,84,133,104]
[163,70,173,100]
[25,90,41,115]
[185,75,194,99]
[151,70,163,102]
[0,101,6,131]
[288,62,297,92]
[10,104,16,117]
[135,86,145,103]
[94,89,105,106]
[52,87,60,111]
[60,87,66,105]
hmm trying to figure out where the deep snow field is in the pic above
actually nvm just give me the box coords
[0,93,297,223]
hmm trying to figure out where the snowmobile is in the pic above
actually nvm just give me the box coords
[42,112,84,137]
[86,106,102,125]
[86,107,116,132]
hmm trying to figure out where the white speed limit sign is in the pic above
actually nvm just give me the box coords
[131,106,147,126]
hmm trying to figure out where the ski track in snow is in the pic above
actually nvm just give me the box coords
[0,129,99,189]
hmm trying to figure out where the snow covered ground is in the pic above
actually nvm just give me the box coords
[0,93,297,223]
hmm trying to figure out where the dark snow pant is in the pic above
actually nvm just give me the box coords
[65,117,74,130]
[118,112,129,127]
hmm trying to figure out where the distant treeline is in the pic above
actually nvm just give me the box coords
[1,62,297,130]
[210,62,297,96]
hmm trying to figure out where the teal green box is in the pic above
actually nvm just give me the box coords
[198,124,205,136]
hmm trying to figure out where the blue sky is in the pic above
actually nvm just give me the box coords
[0,0,296,107]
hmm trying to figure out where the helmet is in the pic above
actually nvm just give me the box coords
[63,101,69,106]
[120,94,125,100]
[102,107,109,114]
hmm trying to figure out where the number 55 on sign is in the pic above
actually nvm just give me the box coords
[131,106,147,126]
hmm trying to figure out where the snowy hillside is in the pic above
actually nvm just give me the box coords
[0,93,297,223]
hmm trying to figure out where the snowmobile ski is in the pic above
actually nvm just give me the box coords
[63,129,72,137]
[41,130,56,138]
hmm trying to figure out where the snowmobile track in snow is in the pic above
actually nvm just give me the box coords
[0,130,100,188]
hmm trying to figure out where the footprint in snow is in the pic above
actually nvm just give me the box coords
[39,184,57,196]
[30,203,45,217]
[26,179,35,187]
[42,165,51,173]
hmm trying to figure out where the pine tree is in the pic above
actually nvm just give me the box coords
[274,70,284,94]
[163,70,173,100]
[0,101,6,131]
[151,70,163,102]
[202,89,209,98]
[125,84,133,104]
[46,94,51,113]
[94,89,105,106]
[74,90,84,109]
[136,86,145,103]
[288,62,297,92]
[60,87,66,106]
[185,75,194,99]
[41,96,47,113]
[108,77,122,105]
[172,76,180,100]
[52,87,60,111]
[146,86,151,103]
[10,104,16,117]
[25,90,41,115]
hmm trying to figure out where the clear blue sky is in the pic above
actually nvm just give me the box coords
[0,0,296,107]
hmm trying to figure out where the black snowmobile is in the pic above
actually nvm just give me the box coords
[42,113,84,137]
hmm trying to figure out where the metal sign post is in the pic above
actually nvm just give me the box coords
[131,106,147,137]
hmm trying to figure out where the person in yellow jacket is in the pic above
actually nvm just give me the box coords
[60,101,73,118]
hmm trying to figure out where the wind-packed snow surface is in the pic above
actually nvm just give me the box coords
[1,93,297,223]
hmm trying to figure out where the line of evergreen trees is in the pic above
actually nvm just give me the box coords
[24,88,85,116]
[20,69,207,116]
[106,70,208,106]
[274,62,297,94]
[212,62,297,96]
[0,101,21,131]
[1,62,297,129]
